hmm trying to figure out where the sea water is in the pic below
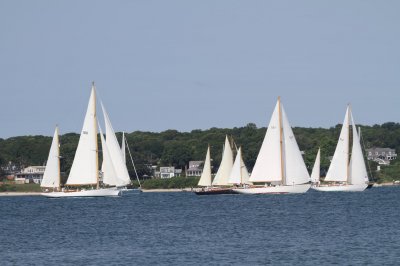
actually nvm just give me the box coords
[1,187,399,265]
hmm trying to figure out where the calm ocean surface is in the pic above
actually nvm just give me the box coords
[1,187,399,266]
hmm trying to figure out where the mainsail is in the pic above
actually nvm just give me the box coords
[41,126,60,189]
[198,146,212,187]
[212,136,233,186]
[66,85,98,186]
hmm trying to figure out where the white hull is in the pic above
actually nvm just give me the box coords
[42,188,121,198]
[312,184,368,192]
[232,183,311,194]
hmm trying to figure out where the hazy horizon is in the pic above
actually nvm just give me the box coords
[1,1,399,138]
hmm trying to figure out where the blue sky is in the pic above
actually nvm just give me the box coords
[0,0,399,138]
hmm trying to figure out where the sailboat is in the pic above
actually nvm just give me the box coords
[40,126,61,192]
[227,147,252,186]
[233,97,311,194]
[195,136,237,195]
[312,105,369,192]
[310,148,321,186]
[42,83,121,197]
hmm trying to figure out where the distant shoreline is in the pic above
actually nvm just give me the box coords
[141,188,194,193]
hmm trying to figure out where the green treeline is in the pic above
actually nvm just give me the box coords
[1,122,400,183]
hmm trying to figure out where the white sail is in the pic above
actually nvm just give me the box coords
[249,101,282,182]
[349,114,369,185]
[99,125,125,187]
[66,85,98,186]
[121,132,126,165]
[101,103,131,186]
[228,147,251,185]
[212,136,234,186]
[324,106,350,182]
[281,106,310,185]
[311,148,321,183]
[198,146,212,187]
[41,126,60,189]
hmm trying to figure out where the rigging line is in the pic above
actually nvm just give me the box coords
[124,136,142,188]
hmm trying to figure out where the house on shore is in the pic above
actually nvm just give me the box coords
[186,161,204,177]
[366,148,397,165]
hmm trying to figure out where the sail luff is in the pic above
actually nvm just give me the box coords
[198,146,212,187]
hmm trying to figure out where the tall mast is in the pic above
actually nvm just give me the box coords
[278,96,285,185]
[346,104,351,184]
[93,82,99,189]
[56,126,61,191]
[239,147,243,185]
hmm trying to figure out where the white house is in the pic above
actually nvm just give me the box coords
[15,166,46,184]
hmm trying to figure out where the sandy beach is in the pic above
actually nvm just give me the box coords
[0,192,42,196]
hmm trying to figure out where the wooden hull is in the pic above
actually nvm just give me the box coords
[195,188,237,195]
[311,184,368,192]
[232,184,311,194]
[41,188,121,198]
